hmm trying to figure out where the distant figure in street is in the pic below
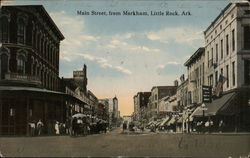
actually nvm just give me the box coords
[37,119,44,136]
[122,122,127,131]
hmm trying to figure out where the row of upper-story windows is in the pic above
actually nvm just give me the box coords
[33,28,59,66]
[0,15,27,44]
[0,16,9,43]
[0,14,59,69]
[207,61,236,88]
[207,29,236,68]
[206,12,235,43]
[207,26,250,68]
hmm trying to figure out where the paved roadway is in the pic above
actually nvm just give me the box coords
[0,128,249,157]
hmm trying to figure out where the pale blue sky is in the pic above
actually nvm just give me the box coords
[3,0,236,115]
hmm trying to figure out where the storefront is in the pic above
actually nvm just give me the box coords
[0,86,66,136]
[192,87,250,132]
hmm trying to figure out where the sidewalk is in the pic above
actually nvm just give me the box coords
[156,130,250,135]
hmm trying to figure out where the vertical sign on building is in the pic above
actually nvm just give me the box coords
[202,85,212,103]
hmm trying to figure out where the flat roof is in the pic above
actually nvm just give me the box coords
[184,47,205,67]
[204,2,249,35]
[3,5,65,40]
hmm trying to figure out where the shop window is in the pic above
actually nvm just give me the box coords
[17,18,26,44]
[17,55,25,74]
[0,53,9,79]
[0,16,9,43]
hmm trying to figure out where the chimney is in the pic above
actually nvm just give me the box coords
[174,80,179,87]
[83,64,87,77]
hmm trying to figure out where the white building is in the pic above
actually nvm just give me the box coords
[204,2,250,91]
[184,47,205,105]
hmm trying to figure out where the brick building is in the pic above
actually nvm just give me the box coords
[0,5,65,135]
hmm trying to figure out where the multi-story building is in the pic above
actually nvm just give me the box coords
[191,2,250,132]
[97,101,108,121]
[184,47,205,106]
[204,2,250,91]
[133,92,151,122]
[149,86,177,118]
[176,75,188,111]
[72,64,88,94]
[0,5,65,135]
[88,90,99,115]
[159,95,177,114]
[103,97,119,127]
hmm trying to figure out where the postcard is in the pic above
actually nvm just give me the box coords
[0,0,250,157]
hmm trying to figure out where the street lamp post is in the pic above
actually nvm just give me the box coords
[201,103,207,133]
[201,103,206,119]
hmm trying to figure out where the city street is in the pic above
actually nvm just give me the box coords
[0,128,249,157]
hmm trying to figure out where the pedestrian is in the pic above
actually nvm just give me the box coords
[209,120,214,133]
[205,120,209,133]
[77,118,83,135]
[72,118,77,136]
[37,119,44,136]
[65,119,71,135]
[219,120,224,133]
[29,121,36,136]
[87,125,90,134]
[0,150,3,158]
[122,122,127,131]
[55,121,60,135]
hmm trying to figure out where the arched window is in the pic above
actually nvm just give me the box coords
[17,55,25,74]
[17,18,26,44]
[0,53,9,79]
[0,17,9,43]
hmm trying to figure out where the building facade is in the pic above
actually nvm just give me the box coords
[0,5,65,135]
[188,2,250,132]
[133,92,151,122]
[149,86,177,118]
[184,47,205,106]
[204,2,250,91]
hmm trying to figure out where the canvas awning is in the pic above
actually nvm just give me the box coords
[193,92,236,117]
[159,116,170,126]
[176,117,183,124]
[166,116,176,126]
[147,121,155,126]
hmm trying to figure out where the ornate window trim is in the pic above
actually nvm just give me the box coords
[17,13,28,45]
[0,46,10,79]
[0,15,10,43]
[16,49,28,74]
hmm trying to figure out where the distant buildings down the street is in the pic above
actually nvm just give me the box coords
[0,5,120,136]
[132,2,250,133]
